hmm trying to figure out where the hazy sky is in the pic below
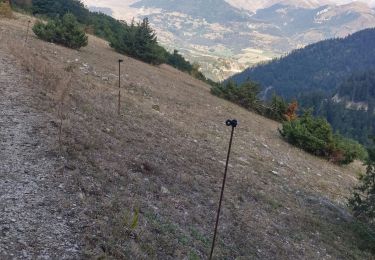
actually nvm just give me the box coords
[83,0,375,6]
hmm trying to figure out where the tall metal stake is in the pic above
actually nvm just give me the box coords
[209,119,238,260]
[25,20,31,44]
[117,59,124,115]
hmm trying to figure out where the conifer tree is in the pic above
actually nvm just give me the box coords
[349,145,375,223]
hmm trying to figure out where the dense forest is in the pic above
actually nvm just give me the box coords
[229,29,375,146]
[294,71,375,145]
[15,0,216,85]
[230,28,375,99]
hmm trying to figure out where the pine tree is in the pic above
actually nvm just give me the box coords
[349,146,375,223]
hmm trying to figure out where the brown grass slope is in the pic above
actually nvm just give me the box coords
[0,14,372,259]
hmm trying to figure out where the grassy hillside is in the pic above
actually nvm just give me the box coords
[0,13,373,259]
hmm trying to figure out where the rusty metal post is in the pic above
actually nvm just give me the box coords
[118,59,123,115]
[209,119,238,260]
[25,20,31,44]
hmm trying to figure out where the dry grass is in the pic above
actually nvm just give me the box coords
[1,13,373,259]
[0,2,13,19]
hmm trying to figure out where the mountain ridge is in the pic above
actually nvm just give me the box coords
[83,0,375,81]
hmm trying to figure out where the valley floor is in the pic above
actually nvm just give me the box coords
[0,13,372,259]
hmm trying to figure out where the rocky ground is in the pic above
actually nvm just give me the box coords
[0,48,81,259]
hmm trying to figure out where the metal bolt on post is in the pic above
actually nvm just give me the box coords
[209,119,238,260]
[118,59,124,115]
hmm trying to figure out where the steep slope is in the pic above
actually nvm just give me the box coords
[0,20,81,258]
[230,28,375,99]
[0,14,372,259]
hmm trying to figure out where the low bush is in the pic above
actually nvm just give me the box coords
[279,111,367,164]
[349,144,375,223]
[0,1,13,18]
[279,112,333,156]
[33,13,88,49]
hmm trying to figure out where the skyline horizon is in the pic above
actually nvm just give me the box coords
[83,0,375,10]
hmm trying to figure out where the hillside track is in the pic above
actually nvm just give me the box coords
[0,49,81,259]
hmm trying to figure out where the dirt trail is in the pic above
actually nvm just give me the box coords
[0,50,80,259]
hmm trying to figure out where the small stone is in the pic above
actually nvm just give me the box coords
[161,186,169,194]
[78,193,84,200]
[271,170,279,176]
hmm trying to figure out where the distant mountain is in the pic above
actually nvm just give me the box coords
[83,0,375,81]
[225,0,333,11]
[229,28,375,99]
[131,0,251,23]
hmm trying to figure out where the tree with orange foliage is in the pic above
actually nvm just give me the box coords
[284,101,298,121]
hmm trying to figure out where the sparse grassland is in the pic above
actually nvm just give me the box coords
[0,12,373,259]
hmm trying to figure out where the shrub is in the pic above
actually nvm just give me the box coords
[280,111,333,156]
[167,50,193,72]
[349,144,375,223]
[0,1,13,18]
[279,111,367,164]
[284,101,298,121]
[332,135,368,165]
[266,94,289,121]
[33,13,88,49]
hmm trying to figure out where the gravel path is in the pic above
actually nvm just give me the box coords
[0,50,81,259]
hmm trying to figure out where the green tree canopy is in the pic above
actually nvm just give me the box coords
[33,13,88,49]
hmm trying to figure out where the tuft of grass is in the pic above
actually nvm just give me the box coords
[0,2,13,18]
[189,250,200,260]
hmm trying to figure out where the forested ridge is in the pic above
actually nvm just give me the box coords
[230,28,375,99]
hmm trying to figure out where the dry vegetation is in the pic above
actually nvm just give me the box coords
[0,13,373,259]
[0,1,13,19]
